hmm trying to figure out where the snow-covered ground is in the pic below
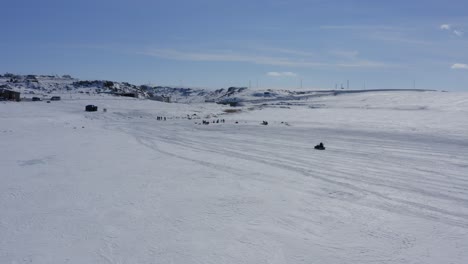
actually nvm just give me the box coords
[1,90,468,264]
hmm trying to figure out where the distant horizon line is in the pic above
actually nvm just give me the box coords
[0,71,447,92]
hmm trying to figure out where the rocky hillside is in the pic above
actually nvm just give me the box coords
[0,73,250,103]
[0,73,149,98]
[1,73,433,105]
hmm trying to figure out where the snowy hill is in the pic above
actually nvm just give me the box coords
[0,73,149,98]
[0,73,250,102]
[1,75,468,263]
[1,73,436,106]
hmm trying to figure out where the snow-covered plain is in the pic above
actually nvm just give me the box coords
[1,91,468,264]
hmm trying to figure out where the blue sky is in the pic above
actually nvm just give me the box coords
[2,0,468,90]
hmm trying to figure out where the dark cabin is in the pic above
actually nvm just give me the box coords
[0,89,21,101]
[116,92,137,98]
[149,95,171,103]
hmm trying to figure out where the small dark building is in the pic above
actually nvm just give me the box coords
[0,89,21,101]
[150,95,171,103]
[85,105,98,112]
[116,92,137,98]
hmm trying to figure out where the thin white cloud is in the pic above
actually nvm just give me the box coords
[255,46,316,57]
[440,24,451,30]
[141,48,393,69]
[330,50,359,59]
[370,31,433,46]
[440,24,464,37]
[319,25,412,31]
[451,63,468,70]
[453,30,464,37]
[141,49,326,67]
[267,71,297,77]
[336,60,390,68]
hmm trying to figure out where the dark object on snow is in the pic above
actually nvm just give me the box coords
[32,97,41,101]
[50,96,61,101]
[85,105,98,112]
[261,121,268,125]
[46,101,51,103]
[314,142,325,150]
[0,89,21,101]
[115,92,137,98]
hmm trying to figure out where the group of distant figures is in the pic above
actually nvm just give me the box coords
[199,119,225,125]
[154,115,326,150]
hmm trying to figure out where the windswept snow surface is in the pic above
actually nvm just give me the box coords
[1,91,468,264]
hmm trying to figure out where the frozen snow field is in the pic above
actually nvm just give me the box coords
[1,91,468,264]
